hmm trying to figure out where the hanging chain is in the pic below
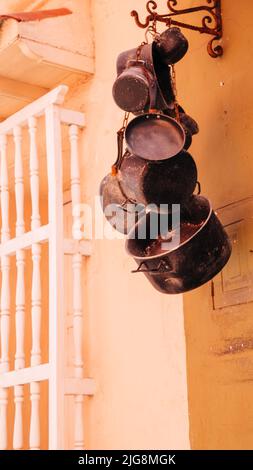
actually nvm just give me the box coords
[170,64,180,122]
[136,41,146,59]
[111,112,130,176]
[145,18,159,43]
[122,111,130,130]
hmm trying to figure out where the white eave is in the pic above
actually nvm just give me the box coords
[0,9,94,118]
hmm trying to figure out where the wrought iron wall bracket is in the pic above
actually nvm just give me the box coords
[131,0,223,58]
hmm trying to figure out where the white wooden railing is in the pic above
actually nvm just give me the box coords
[0,85,94,450]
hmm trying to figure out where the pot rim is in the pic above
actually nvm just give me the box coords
[126,196,213,260]
[115,64,154,83]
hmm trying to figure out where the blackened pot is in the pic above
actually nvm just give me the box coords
[118,151,198,210]
[126,196,232,294]
[112,62,154,113]
[163,107,199,136]
[115,42,175,111]
[155,27,189,65]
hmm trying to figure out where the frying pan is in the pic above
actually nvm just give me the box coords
[125,112,186,161]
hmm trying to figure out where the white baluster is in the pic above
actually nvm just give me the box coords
[70,125,81,235]
[29,241,41,451]
[14,126,25,238]
[72,254,84,450]
[0,134,10,450]
[13,385,23,450]
[29,382,40,450]
[29,117,41,230]
[28,117,41,450]
[31,241,41,367]
[69,125,84,449]
[0,134,10,244]
[0,388,8,450]
[13,126,25,450]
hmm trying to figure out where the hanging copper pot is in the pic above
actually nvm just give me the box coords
[112,60,154,113]
[180,112,199,136]
[99,126,145,234]
[99,172,145,235]
[118,150,198,210]
[164,105,199,136]
[155,27,189,65]
[162,106,199,150]
[114,42,175,113]
[126,196,232,294]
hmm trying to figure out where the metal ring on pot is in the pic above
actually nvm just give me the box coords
[126,196,232,294]
[125,113,186,161]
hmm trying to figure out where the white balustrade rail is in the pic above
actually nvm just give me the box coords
[0,85,95,450]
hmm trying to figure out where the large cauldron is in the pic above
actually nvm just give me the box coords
[126,196,232,294]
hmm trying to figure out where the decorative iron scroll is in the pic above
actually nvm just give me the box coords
[131,0,223,58]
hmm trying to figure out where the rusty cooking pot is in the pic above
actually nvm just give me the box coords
[164,105,199,136]
[155,27,189,65]
[99,129,145,234]
[114,42,175,113]
[163,107,199,150]
[118,150,199,211]
[99,172,145,235]
[126,196,232,294]
[125,112,186,161]
[112,59,154,113]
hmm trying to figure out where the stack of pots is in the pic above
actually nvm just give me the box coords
[100,27,231,295]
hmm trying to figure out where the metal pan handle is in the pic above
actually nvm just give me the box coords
[132,260,173,274]
[111,129,124,176]
[127,59,146,67]
[111,113,130,176]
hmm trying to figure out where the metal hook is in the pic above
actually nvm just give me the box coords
[131,0,223,59]
[145,24,159,43]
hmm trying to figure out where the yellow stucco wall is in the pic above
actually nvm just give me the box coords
[175,0,253,450]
